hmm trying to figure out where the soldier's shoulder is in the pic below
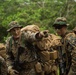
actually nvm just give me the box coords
[5,36,12,43]
[66,32,75,38]
[65,32,76,42]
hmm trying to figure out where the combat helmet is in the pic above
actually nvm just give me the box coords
[7,21,22,32]
[53,17,69,28]
[73,27,76,32]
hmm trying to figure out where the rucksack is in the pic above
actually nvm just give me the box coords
[21,24,40,33]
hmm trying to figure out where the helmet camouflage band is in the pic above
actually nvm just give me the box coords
[7,21,22,32]
[53,17,69,28]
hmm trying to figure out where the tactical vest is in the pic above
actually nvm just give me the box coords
[9,33,37,63]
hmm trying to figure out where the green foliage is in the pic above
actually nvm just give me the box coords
[0,0,76,42]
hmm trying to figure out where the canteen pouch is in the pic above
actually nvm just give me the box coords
[44,62,52,74]
[35,62,42,73]
[40,51,50,62]
[50,50,58,60]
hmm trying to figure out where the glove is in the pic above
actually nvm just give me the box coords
[42,30,49,37]
[10,69,19,75]
[9,68,19,75]
[36,30,49,39]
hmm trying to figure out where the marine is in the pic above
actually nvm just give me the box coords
[6,21,48,75]
[68,26,76,75]
[53,17,73,75]
[21,24,61,75]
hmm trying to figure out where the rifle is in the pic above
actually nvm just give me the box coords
[13,47,25,72]
[58,46,65,75]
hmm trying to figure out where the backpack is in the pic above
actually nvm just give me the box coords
[36,34,61,51]
[21,24,40,33]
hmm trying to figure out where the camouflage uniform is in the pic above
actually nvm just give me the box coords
[0,43,7,75]
[6,21,46,75]
[53,17,73,75]
[0,56,7,75]
[21,25,59,75]
[68,27,76,75]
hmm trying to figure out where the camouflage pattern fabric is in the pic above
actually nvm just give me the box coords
[53,17,69,28]
[59,32,75,75]
[21,25,60,75]
[68,32,76,75]
[0,56,7,75]
[7,21,22,32]
[21,24,40,33]
[36,34,61,51]
[43,60,58,75]
[35,34,61,75]
[19,63,36,75]
[0,43,7,75]
[53,17,74,75]
[6,31,39,75]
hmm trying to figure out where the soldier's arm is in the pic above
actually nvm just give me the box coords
[23,30,48,42]
[65,36,76,49]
